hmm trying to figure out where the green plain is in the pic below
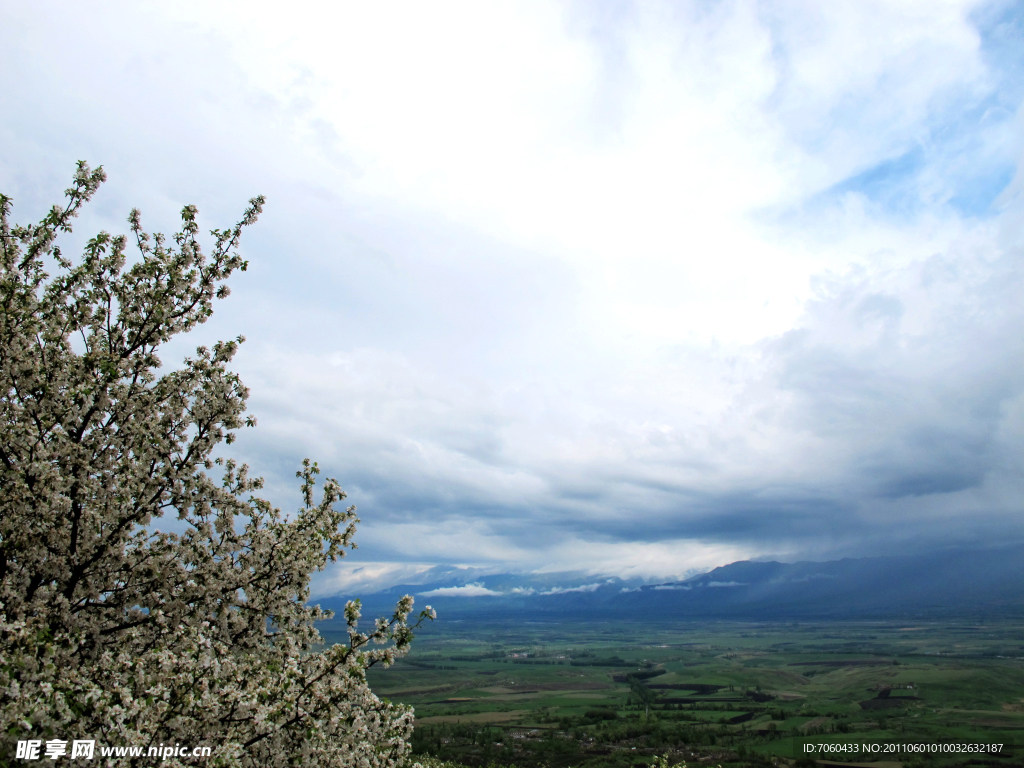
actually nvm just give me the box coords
[320,618,1024,768]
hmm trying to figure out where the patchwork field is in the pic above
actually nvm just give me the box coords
[319,617,1024,768]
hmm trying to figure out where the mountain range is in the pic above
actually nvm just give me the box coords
[314,546,1024,621]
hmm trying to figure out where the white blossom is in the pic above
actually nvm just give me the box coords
[0,164,433,767]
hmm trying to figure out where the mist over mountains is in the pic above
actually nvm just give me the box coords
[316,546,1024,621]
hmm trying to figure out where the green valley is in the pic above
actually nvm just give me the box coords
[334,619,1024,768]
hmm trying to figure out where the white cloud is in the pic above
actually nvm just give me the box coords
[2,0,1022,585]
[309,561,438,598]
[418,583,502,598]
[538,583,604,595]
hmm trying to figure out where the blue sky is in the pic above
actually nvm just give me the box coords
[2,0,1023,595]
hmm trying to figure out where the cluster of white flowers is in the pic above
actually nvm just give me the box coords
[0,164,434,767]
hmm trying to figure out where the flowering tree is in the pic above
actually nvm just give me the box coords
[0,163,432,767]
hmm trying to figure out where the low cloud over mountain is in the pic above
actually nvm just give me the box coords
[318,546,1024,621]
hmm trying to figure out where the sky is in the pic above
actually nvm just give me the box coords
[3,0,1024,595]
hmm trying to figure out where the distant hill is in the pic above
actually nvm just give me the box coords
[611,547,1024,619]
[313,546,1024,621]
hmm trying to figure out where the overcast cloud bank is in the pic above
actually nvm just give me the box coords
[2,0,1023,594]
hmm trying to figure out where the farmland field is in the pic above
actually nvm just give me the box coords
[321,617,1024,768]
